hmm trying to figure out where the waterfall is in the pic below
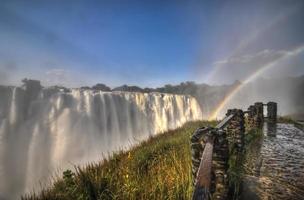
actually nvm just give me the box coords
[0,86,202,199]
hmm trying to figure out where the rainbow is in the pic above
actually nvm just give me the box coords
[204,7,298,84]
[208,45,304,120]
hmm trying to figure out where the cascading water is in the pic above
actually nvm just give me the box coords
[0,86,202,199]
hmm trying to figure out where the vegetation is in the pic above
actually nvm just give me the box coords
[92,84,111,92]
[277,116,297,124]
[23,121,218,200]
[244,128,263,145]
[278,116,304,130]
[22,120,263,200]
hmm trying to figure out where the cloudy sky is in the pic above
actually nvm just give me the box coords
[0,0,303,87]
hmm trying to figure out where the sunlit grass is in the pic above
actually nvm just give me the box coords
[23,121,217,200]
[277,116,296,124]
[278,116,304,130]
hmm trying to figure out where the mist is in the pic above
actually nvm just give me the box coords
[211,76,304,119]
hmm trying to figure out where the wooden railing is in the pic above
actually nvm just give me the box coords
[192,114,235,200]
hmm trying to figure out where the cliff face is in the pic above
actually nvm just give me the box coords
[0,86,202,199]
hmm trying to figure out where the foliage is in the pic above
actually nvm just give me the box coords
[22,78,42,90]
[244,128,263,145]
[92,84,111,91]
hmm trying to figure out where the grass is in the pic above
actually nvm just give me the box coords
[244,128,263,145]
[23,121,217,200]
[278,116,304,130]
[22,119,262,200]
[277,116,296,124]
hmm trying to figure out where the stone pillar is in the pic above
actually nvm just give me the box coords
[226,109,245,151]
[246,105,256,129]
[267,102,277,123]
[212,129,229,200]
[254,102,264,128]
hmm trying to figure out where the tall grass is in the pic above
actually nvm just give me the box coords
[23,121,215,200]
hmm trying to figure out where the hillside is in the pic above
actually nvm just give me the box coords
[23,121,216,200]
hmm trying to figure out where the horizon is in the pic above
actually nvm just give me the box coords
[1,73,304,89]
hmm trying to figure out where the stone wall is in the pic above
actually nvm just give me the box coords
[246,102,265,129]
[191,102,277,200]
[226,109,245,151]
[212,129,229,200]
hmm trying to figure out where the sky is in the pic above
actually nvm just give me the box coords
[0,0,303,87]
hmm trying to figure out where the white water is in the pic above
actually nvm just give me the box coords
[0,87,202,199]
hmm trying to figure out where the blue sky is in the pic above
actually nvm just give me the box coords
[0,0,304,87]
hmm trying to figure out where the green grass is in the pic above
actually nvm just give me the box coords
[23,121,217,200]
[244,128,263,145]
[277,116,296,124]
[278,116,304,130]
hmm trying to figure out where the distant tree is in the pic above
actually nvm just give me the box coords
[21,78,42,91]
[143,87,155,93]
[164,84,173,89]
[21,79,43,116]
[92,83,111,91]
[80,86,91,90]
[112,85,144,92]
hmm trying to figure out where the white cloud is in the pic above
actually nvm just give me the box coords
[208,48,304,84]
[45,68,70,86]
[213,49,286,66]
